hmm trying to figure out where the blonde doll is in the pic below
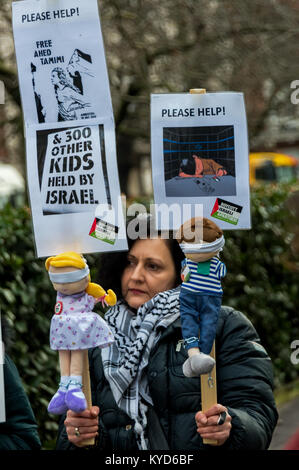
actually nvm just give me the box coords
[46,251,116,414]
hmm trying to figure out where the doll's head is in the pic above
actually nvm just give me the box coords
[45,252,90,295]
[176,217,224,262]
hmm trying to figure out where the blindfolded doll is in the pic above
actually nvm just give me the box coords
[46,251,116,414]
[177,217,226,377]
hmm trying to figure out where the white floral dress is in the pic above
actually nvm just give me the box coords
[50,291,114,350]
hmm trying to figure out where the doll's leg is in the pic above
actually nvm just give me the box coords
[180,292,215,377]
[65,350,87,412]
[184,296,221,376]
[180,290,200,351]
[48,350,70,415]
[59,349,71,376]
[69,349,84,376]
[199,296,221,355]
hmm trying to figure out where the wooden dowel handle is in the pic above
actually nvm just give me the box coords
[189,88,206,94]
[81,349,95,446]
[200,342,218,445]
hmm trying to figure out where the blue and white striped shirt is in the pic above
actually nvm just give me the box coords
[181,257,226,295]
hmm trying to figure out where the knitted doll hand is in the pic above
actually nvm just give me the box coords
[104,289,117,306]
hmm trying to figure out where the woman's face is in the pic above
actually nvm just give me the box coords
[121,238,177,310]
[51,71,59,85]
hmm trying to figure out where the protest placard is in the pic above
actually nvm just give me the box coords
[12,0,127,257]
[151,92,251,230]
[25,118,127,257]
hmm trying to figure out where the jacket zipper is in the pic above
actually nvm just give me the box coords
[176,340,184,352]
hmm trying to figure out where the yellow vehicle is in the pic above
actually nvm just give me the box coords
[249,152,299,185]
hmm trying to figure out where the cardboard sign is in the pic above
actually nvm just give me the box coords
[13,0,127,256]
[151,92,251,230]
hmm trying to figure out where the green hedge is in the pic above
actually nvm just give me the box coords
[0,183,298,447]
[0,206,99,448]
[222,184,299,388]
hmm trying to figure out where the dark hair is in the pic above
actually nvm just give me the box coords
[97,216,184,298]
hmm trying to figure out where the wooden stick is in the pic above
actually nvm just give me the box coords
[81,349,95,446]
[189,88,206,94]
[200,342,218,445]
[189,87,218,445]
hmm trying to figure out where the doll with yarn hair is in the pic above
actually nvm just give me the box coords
[46,251,116,414]
[176,217,226,377]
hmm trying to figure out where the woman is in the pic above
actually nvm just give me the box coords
[51,68,90,121]
[56,218,278,450]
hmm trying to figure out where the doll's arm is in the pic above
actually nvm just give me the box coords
[86,282,106,298]
[86,282,117,306]
[216,261,227,279]
[181,258,191,283]
[104,289,117,306]
[220,262,227,278]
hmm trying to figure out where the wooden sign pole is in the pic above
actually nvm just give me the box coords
[189,88,218,446]
[199,343,218,445]
[81,350,95,446]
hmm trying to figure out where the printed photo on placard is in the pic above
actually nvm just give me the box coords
[37,124,110,215]
[32,49,95,123]
[163,125,236,197]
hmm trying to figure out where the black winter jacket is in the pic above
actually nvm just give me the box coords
[0,320,41,450]
[57,306,278,450]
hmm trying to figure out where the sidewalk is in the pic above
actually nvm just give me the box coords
[269,396,299,450]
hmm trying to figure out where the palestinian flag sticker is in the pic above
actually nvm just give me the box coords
[211,198,243,226]
[89,218,119,245]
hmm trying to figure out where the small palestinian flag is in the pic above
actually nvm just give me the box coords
[211,198,243,226]
[89,218,118,245]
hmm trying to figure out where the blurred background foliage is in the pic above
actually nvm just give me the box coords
[0,183,298,447]
[2,0,299,195]
[1,0,299,450]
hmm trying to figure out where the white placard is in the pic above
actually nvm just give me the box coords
[25,118,127,257]
[151,92,251,230]
[0,314,5,424]
[12,0,127,257]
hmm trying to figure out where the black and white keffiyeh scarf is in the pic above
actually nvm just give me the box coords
[101,286,180,449]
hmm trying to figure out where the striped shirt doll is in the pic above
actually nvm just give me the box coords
[177,217,226,377]
[181,257,226,295]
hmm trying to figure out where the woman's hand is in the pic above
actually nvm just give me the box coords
[195,404,232,446]
[64,406,99,447]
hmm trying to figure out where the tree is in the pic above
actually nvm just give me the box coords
[1,0,299,195]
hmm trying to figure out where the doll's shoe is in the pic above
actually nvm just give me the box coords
[48,389,68,415]
[183,353,215,377]
[65,388,87,412]
[182,357,194,377]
